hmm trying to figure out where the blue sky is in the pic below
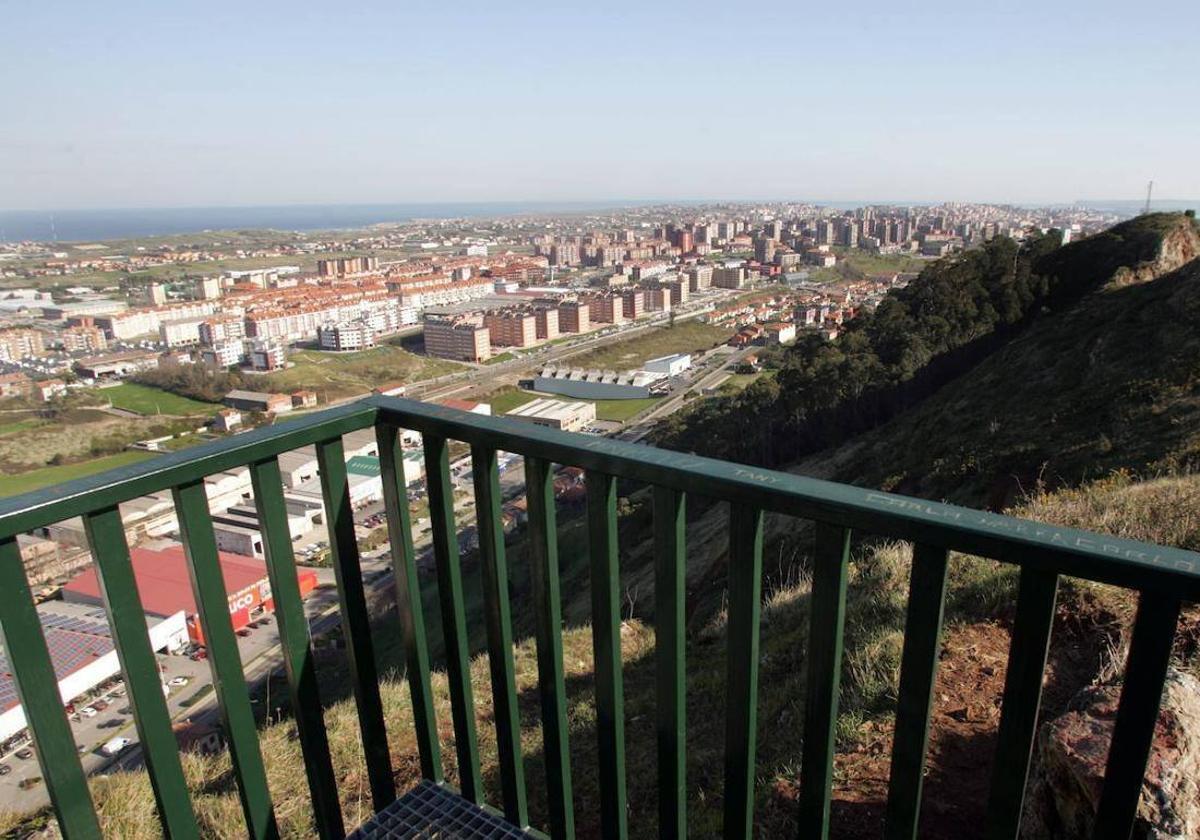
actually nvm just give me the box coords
[3,0,1197,209]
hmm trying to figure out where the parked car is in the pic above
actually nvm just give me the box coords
[15,748,33,760]
[80,707,98,718]
[100,737,131,757]
[236,629,251,637]
[0,765,10,776]
[168,677,189,688]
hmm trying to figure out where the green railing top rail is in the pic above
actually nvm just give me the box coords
[2,394,1198,599]
[369,395,1200,596]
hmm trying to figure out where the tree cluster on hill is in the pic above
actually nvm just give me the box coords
[132,364,244,403]
[655,214,1193,468]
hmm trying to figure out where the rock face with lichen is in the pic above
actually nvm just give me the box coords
[1022,668,1200,839]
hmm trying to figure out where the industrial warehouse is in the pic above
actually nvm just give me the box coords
[532,352,690,400]
[61,544,318,645]
[0,602,188,742]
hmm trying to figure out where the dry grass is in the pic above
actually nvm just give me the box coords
[0,409,168,472]
[10,473,1199,838]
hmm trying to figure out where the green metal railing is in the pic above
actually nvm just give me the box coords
[0,395,1196,840]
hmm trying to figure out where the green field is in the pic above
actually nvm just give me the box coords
[562,321,733,370]
[484,387,657,424]
[803,249,928,285]
[0,450,156,498]
[485,387,540,414]
[100,383,221,416]
[593,397,660,422]
[260,346,465,402]
[0,417,46,437]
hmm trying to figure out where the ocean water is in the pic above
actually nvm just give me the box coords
[0,201,654,243]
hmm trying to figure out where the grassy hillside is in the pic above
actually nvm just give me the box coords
[655,213,1199,469]
[820,255,1200,508]
[7,473,1197,839]
[561,321,731,370]
[259,347,464,402]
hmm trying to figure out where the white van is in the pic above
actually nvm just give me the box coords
[100,737,131,757]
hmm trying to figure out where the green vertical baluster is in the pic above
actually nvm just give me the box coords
[172,480,278,839]
[984,567,1058,840]
[82,506,199,839]
[1093,593,1181,840]
[316,437,395,812]
[798,522,850,840]
[471,444,527,825]
[423,434,483,803]
[586,470,628,840]
[375,423,443,783]
[526,456,575,840]
[0,537,102,839]
[723,503,764,840]
[884,543,950,840]
[653,486,687,840]
[249,458,344,839]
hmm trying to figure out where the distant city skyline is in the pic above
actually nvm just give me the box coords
[4,0,1198,210]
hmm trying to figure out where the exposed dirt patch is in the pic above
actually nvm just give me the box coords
[766,611,1118,839]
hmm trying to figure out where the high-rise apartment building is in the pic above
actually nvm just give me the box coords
[483,311,538,347]
[688,265,714,291]
[557,301,590,334]
[712,267,747,289]
[0,328,45,361]
[534,306,560,341]
[423,317,491,362]
[587,294,626,325]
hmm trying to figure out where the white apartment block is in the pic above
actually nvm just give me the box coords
[245,297,402,344]
[201,339,246,367]
[159,318,206,348]
[318,320,375,351]
[396,279,493,313]
[97,301,220,340]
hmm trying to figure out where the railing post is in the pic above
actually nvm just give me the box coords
[423,434,483,803]
[654,486,688,840]
[724,503,764,840]
[586,470,628,840]
[0,537,102,839]
[316,436,395,812]
[884,543,950,840]
[375,423,443,783]
[798,522,850,840]
[471,443,528,826]
[82,506,199,839]
[1093,592,1182,840]
[985,566,1058,840]
[250,457,345,839]
[526,456,576,840]
[172,479,278,840]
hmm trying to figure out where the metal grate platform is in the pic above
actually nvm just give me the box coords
[349,781,537,839]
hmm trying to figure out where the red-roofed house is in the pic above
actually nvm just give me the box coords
[438,398,492,416]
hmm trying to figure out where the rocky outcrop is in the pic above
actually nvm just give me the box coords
[1022,668,1200,839]
[1110,216,1200,288]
